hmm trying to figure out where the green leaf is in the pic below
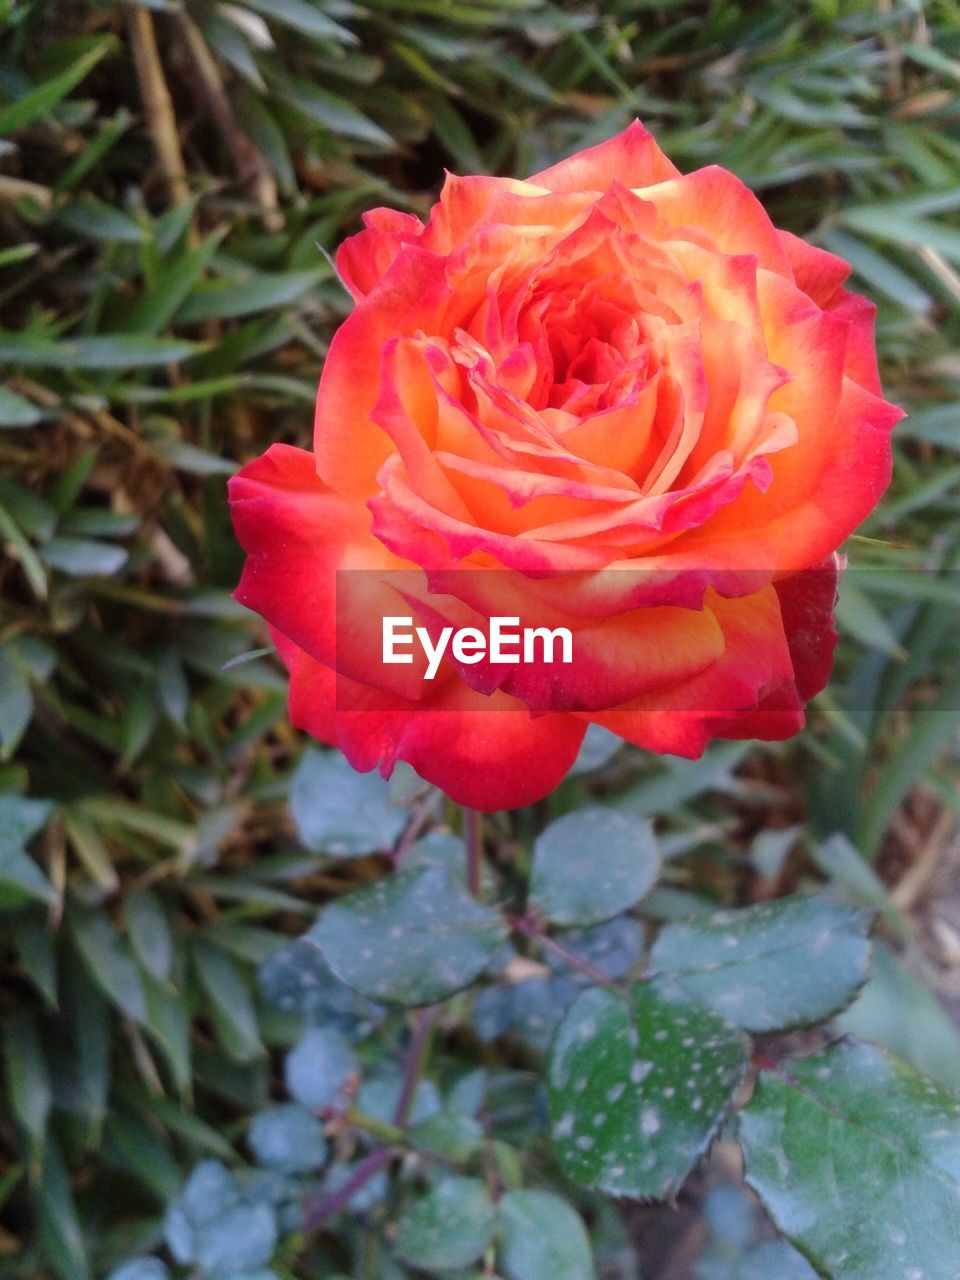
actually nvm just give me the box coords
[14,915,58,1006]
[70,909,148,1025]
[266,68,393,146]
[247,1103,328,1172]
[124,888,173,981]
[175,268,325,322]
[0,646,34,759]
[36,1138,91,1280]
[0,38,112,136]
[3,1010,52,1151]
[56,199,146,244]
[284,1026,357,1110]
[126,226,227,334]
[192,943,263,1062]
[547,981,749,1200]
[62,814,119,893]
[497,1189,593,1280]
[41,537,128,577]
[143,973,192,1094]
[0,794,54,909]
[150,436,237,475]
[409,1112,484,1163]
[821,228,932,313]
[395,1177,497,1273]
[857,674,960,855]
[740,1039,960,1280]
[0,333,202,369]
[199,1206,278,1274]
[649,895,872,1032]
[308,865,508,1005]
[529,807,659,927]
[837,940,960,1091]
[841,205,960,265]
[243,0,359,44]
[0,385,43,428]
[106,1260,171,1280]
[290,749,407,857]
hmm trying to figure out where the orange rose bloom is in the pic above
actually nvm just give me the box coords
[229,122,902,811]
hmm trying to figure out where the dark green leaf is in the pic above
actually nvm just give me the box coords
[267,69,393,145]
[244,0,359,44]
[56,199,145,244]
[0,334,201,369]
[498,1189,593,1280]
[193,943,263,1063]
[71,909,147,1024]
[126,227,226,334]
[0,794,54,909]
[308,866,508,1005]
[395,1177,497,1273]
[283,1027,357,1110]
[0,647,34,758]
[0,386,43,428]
[741,1039,960,1280]
[649,896,872,1032]
[125,889,173,981]
[175,268,324,322]
[0,39,112,136]
[247,1103,327,1172]
[14,915,58,1006]
[548,982,749,1200]
[837,940,960,1091]
[3,1010,52,1149]
[409,1112,484,1162]
[36,1138,91,1280]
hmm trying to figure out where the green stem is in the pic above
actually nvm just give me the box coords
[342,1106,404,1145]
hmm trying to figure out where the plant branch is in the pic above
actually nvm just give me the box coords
[342,1106,404,1145]
[173,12,282,230]
[393,1005,440,1127]
[463,807,483,898]
[303,1006,440,1234]
[511,914,613,987]
[127,6,191,212]
[391,789,443,866]
[302,1147,391,1233]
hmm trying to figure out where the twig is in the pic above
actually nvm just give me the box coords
[127,5,191,211]
[511,914,613,987]
[393,1006,440,1127]
[302,1005,440,1234]
[302,1147,391,1233]
[891,807,956,911]
[173,12,282,230]
[0,176,53,209]
[463,808,483,898]
[391,790,443,866]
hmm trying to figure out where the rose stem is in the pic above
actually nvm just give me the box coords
[463,807,484,898]
[392,1005,439,1128]
[302,1147,392,1232]
[510,914,613,987]
[302,1006,439,1233]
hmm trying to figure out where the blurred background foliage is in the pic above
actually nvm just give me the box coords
[1,0,959,1276]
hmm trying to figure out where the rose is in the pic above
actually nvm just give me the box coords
[229,122,902,811]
